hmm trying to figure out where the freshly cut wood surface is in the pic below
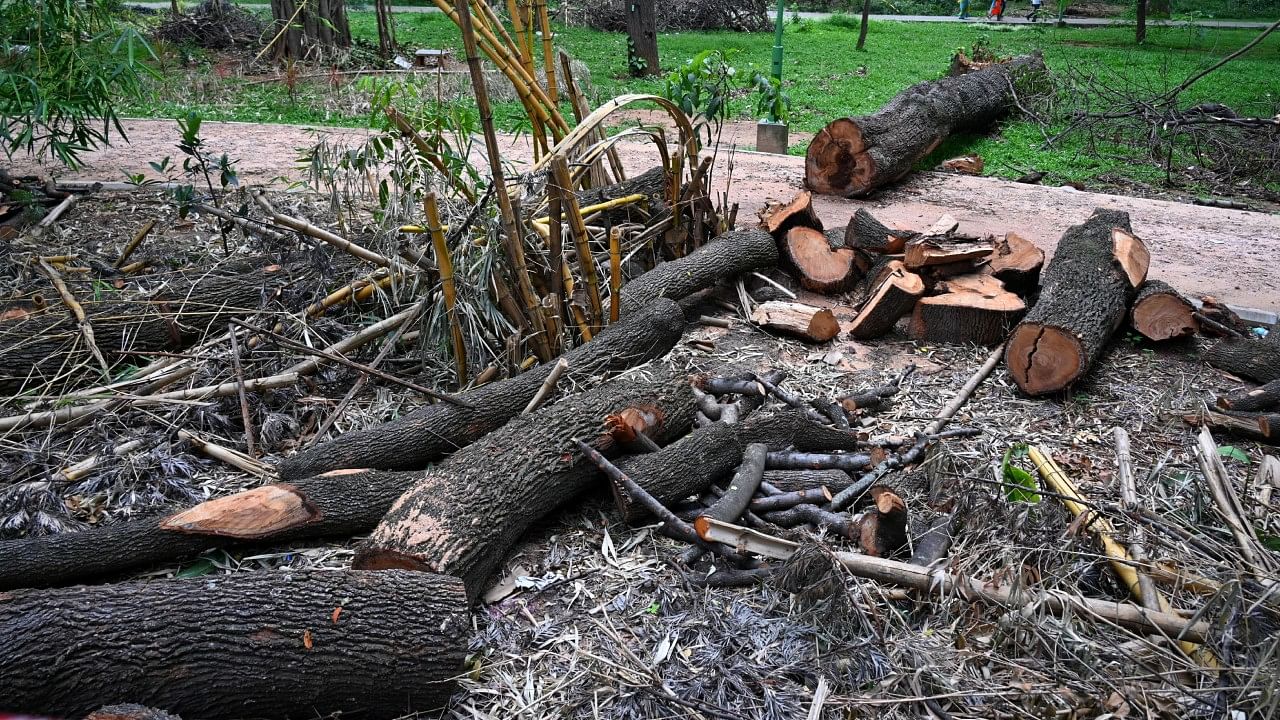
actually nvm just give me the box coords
[751,300,841,342]
[1130,279,1198,341]
[781,226,861,293]
[848,266,926,339]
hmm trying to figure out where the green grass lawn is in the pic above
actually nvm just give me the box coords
[122,12,1280,189]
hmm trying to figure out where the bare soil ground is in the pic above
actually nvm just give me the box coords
[14,117,1280,310]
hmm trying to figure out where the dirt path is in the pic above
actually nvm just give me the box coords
[14,117,1279,310]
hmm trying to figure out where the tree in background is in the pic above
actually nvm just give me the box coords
[856,0,872,49]
[0,0,153,168]
[627,0,661,76]
[375,0,396,58]
[267,0,352,60]
[1136,0,1147,43]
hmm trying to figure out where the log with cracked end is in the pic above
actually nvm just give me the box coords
[1130,279,1198,341]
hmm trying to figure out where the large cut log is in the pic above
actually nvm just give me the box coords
[87,705,182,720]
[844,208,914,254]
[1130,280,1198,341]
[0,259,314,393]
[986,231,1044,296]
[1005,209,1148,395]
[0,465,430,591]
[618,229,778,314]
[352,370,696,600]
[750,300,840,342]
[614,410,866,523]
[0,569,467,718]
[805,54,1047,197]
[1216,378,1280,413]
[909,274,1026,345]
[277,297,687,480]
[759,190,822,239]
[781,226,862,293]
[1204,334,1280,384]
[848,262,926,339]
[571,166,669,227]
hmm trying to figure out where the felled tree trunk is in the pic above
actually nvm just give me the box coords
[1217,379,1280,413]
[762,469,855,494]
[986,231,1044,296]
[353,371,696,600]
[910,274,1026,345]
[781,227,862,293]
[750,300,840,342]
[844,208,912,254]
[571,166,669,227]
[618,229,778,315]
[1005,209,1148,395]
[1204,334,1280,384]
[0,467,422,591]
[0,570,467,718]
[277,297,686,480]
[805,54,1046,197]
[0,260,313,393]
[614,411,866,522]
[1130,279,1198,341]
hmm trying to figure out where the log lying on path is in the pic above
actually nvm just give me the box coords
[618,229,778,315]
[0,260,314,393]
[0,465,427,591]
[277,297,687,480]
[1216,378,1280,413]
[780,226,862,293]
[352,371,696,600]
[1204,334,1280,384]
[848,262,926,339]
[1130,279,1198,341]
[0,569,468,718]
[805,54,1047,197]
[750,300,840,342]
[614,410,866,523]
[1005,209,1148,395]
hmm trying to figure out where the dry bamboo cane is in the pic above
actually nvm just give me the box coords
[505,0,534,79]
[547,182,567,350]
[609,226,622,325]
[557,50,620,186]
[455,0,553,362]
[1029,446,1220,667]
[385,106,478,203]
[551,156,603,330]
[468,0,551,156]
[36,259,110,374]
[426,192,468,385]
[115,219,156,268]
[535,0,557,103]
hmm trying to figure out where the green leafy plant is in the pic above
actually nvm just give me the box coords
[1002,445,1041,504]
[662,49,740,140]
[1217,445,1250,463]
[752,72,791,124]
[0,0,156,167]
[626,38,648,76]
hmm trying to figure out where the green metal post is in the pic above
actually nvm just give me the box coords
[771,0,785,84]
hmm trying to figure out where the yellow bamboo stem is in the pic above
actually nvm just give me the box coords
[504,0,537,82]
[609,226,621,325]
[1029,446,1220,667]
[559,262,594,341]
[426,193,468,385]
[535,0,557,104]
[551,156,602,331]
[386,106,477,204]
[116,218,157,268]
[530,193,648,227]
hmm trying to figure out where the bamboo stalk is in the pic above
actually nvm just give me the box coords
[505,0,534,79]
[385,106,477,203]
[263,200,401,269]
[455,0,553,362]
[533,93,694,176]
[36,259,109,374]
[535,0,557,103]
[557,49,620,186]
[522,357,568,413]
[1029,446,1219,665]
[551,156,603,330]
[697,518,1214,644]
[547,181,567,350]
[609,226,622,324]
[178,430,273,478]
[426,192,468,385]
[559,261,594,341]
[115,219,156,268]
[228,322,257,458]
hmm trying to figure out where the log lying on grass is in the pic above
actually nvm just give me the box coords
[0,570,468,718]
[750,300,840,342]
[1005,209,1149,395]
[1217,378,1280,412]
[352,370,696,600]
[614,410,867,522]
[277,297,687,480]
[1204,334,1280,384]
[1130,280,1198,341]
[0,260,313,393]
[781,226,862,293]
[805,54,1047,197]
[848,262,926,339]
[618,229,778,314]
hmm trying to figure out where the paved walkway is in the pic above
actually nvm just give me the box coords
[133,3,1275,30]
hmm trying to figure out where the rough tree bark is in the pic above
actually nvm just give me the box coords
[278,297,687,480]
[856,0,872,50]
[269,0,352,60]
[353,370,696,600]
[781,227,862,293]
[0,570,467,718]
[848,262,926,339]
[617,229,778,315]
[614,410,866,522]
[626,0,661,76]
[1005,209,1149,395]
[1204,334,1280,384]
[1217,378,1280,413]
[1130,279,1198,341]
[375,0,396,58]
[805,54,1047,197]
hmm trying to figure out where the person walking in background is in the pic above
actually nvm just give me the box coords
[988,0,1005,19]
[958,0,971,19]
[1027,0,1043,20]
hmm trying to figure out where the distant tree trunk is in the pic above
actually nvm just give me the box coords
[1136,0,1147,43]
[270,0,351,61]
[626,0,660,77]
[375,0,396,58]
[856,0,872,50]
